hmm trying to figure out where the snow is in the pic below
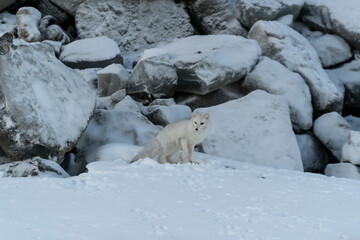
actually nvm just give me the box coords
[16,7,42,42]
[345,115,360,131]
[341,131,360,165]
[0,143,359,240]
[325,163,360,181]
[59,36,121,63]
[0,12,17,35]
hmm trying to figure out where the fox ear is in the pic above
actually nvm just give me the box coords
[204,113,210,119]
[192,111,199,117]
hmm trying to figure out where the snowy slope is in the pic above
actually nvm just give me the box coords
[0,143,359,240]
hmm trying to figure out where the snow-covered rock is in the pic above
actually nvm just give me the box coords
[0,32,13,55]
[295,23,352,68]
[142,99,192,126]
[345,115,360,131]
[0,12,17,35]
[39,15,56,40]
[242,57,312,131]
[97,64,129,97]
[0,39,95,163]
[127,50,178,98]
[0,0,16,11]
[76,96,161,162]
[325,163,360,181]
[50,0,85,17]
[187,0,247,36]
[296,133,328,172]
[300,0,360,50]
[341,131,360,166]
[248,21,343,116]
[200,90,303,171]
[326,59,360,111]
[313,112,351,161]
[42,40,62,56]
[45,24,70,44]
[0,157,69,178]
[59,36,123,69]
[235,0,304,28]
[75,0,194,67]
[16,7,42,42]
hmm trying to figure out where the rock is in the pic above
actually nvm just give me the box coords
[78,68,102,89]
[75,0,194,67]
[200,90,303,171]
[313,112,351,161]
[16,7,42,42]
[36,0,70,26]
[45,24,70,44]
[142,98,192,126]
[0,157,69,178]
[248,21,343,116]
[0,0,17,11]
[0,40,95,163]
[97,64,129,97]
[242,57,312,131]
[76,96,161,162]
[344,115,360,131]
[235,0,304,28]
[42,40,62,56]
[296,133,328,172]
[300,0,360,50]
[324,163,360,181]
[276,14,294,26]
[341,131,360,166]
[186,0,247,36]
[0,12,17,35]
[0,32,13,55]
[326,59,360,112]
[50,0,86,17]
[294,23,352,68]
[127,49,178,98]
[59,36,123,69]
[39,15,56,40]
[0,147,11,164]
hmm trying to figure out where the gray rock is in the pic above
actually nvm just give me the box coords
[42,40,62,56]
[242,57,312,131]
[127,50,178,98]
[341,131,360,166]
[248,21,343,116]
[0,0,17,11]
[0,32,13,55]
[16,7,42,42]
[200,90,303,171]
[235,0,304,28]
[344,115,360,131]
[324,163,360,181]
[45,24,70,44]
[0,40,95,163]
[36,0,70,25]
[187,0,247,36]
[296,133,328,172]
[50,0,86,16]
[59,36,123,69]
[0,157,69,178]
[75,0,194,67]
[97,64,129,97]
[300,0,360,50]
[313,112,351,161]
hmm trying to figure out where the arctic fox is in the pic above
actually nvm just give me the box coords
[131,111,210,164]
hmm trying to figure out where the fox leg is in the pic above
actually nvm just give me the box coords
[158,153,167,164]
[179,139,188,163]
[166,147,179,164]
[187,143,196,164]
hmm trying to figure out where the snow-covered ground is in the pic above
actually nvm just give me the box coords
[0,143,359,240]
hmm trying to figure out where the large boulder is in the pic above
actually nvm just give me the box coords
[0,38,95,163]
[75,0,194,67]
[50,0,86,17]
[300,0,360,50]
[199,90,303,171]
[234,0,304,28]
[16,7,42,42]
[326,59,360,112]
[313,112,351,161]
[248,21,343,116]
[296,133,328,172]
[59,36,123,69]
[129,35,261,96]
[242,57,312,131]
[186,0,247,36]
[324,163,360,181]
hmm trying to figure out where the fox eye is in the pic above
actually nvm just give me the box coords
[200,122,204,125]
[194,122,197,124]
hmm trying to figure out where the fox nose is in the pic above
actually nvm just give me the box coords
[196,128,198,131]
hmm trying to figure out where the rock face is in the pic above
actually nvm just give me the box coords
[16,7,42,42]
[0,40,95,163]
[50,0,86,16]
[97,64,129,97]
[313,112,351,161]
[248,21,343,116]
[324,163,360,181]
[200,90,303,171]
[59,36,123,69]
[75,0,194,66]
[300,0,360,50]
[235,0,304,28]
[0,0,17,11]
[296,133,328,172]
[187,0,247,36]
[242,57,312,131]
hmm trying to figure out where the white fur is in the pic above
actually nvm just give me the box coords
[131,111,210,164]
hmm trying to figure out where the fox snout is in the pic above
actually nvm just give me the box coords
[196,128,199,131]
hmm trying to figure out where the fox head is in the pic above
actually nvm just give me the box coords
[191,111,210,133]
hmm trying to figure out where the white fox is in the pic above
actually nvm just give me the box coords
[131,111,210,164]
